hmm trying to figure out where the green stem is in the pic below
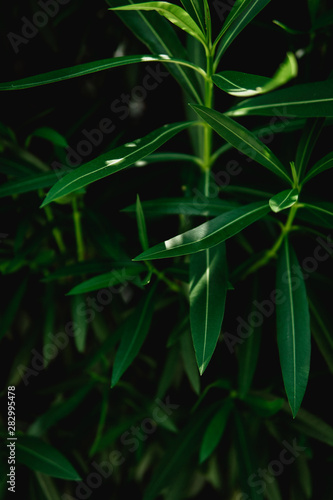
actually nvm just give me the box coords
[242,204,300,278]
[39,190,66,255]
[72,197,85,262]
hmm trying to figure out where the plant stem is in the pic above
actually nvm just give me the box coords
[39,189,66,255]
[72,196,85,262]
[241,203,300,278]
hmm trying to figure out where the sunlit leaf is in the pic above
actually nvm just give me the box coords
[227,79,333,117]
[269,188,298,213]
[191,104,291,184]
[110,2,206,45]
[133,201,270,260]
[41,121,196,207]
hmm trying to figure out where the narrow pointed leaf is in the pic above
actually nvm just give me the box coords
[41,121,196,207]
[16,436,81,480]
[295,118,325,180]
[136,194,149,251]
[0,172,60,198]
[227,79,333,117]
[133,201,270,260]
[122,197,238,217]
[276,237,311,418]
[302,150,333,184]
[25,127,69,148]
[191,104,291,184]
[213,0,252,49]
[107,0,204,103]
[190,241,228,375]
[301,202,333,227]
[180,0,205,31]
[213,52,297,97]
[269,189,299,213]
[0,54,205,90]
[111,281,158,387]
[180,330,201,394]
[110,2,206,45]
[214,0,272,68]
[66,264,145,295]
[199,399,233,463]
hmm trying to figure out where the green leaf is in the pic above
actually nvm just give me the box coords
[227,79,333,117]
[107,0,204,103]
[191,104,291,184]
[190,241,228,375]
[269,189,299,213]
[237,278,262,397]
[71,294,88,352]
[213,52,297,97]
[110,2,206,45]
[122,197,238,216]
[0,172,60,198]
[242,393,284,417]
[199,399,233,463]
[41,121,196,207]
[302,150,333,184]
[111,281,158,387]
[143,402,220,500]
[16,436,81,480]
[213,0,252,50]
[180,330,201,394]
[0,54,205,91]
[66,264,145,295]
[276,237,311,418]
[133,201,270,260]
[301,202,333,227]
[136,194,149,251]
[309,296,333,374]
[0,277,28,341]
[25,127,69,148]
[291,407,333,446]
[295,118,325,181]
[213,0,272,69]
[180,0,206,32]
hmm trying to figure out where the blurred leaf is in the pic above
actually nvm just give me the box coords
[276,237,311,418]
[199,399,233,463]
[0,276,28,341]
[243,393,284,417]
[111,281,158,387]
[121,197,238,217]
[134,201,270,260]
[16,436,81,480]
[71,294,88,352]
[227,80,333,117]
[309,296,333,374]
[269,189,299,213]
[41,121,196,207]
[66,264,145,295]
[143,402,220,500]
[190,241,228,374]
[0,172,59,198]
[301,203,333,227]
[107,0,204,102]
[191,104,291,183]
[291,407,333,446]
[25,127,69,148]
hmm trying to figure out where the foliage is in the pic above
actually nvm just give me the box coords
[1,0,333,498]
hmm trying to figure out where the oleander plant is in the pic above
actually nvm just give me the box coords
[1,0,333,498]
